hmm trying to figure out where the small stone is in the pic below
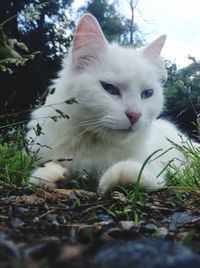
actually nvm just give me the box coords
[10,217,25,228]
[93,221,114,231]
[33,217,40,223]
[161,211,200,231]
[0,233,21,258]
[155,227,169,238]
[17,206,30,215]
[141,223,158,233]
[46,214,59,226]
[97,214,114,222]
[58,215,66,224]
[119,221,135,231]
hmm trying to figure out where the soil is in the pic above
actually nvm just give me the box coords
[0,182,200,268]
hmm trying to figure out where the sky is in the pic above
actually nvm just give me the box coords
[72,0,200,68]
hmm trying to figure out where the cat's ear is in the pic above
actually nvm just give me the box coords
[143,35,167,81]
[72,14,108,70]
[142,35,166,62]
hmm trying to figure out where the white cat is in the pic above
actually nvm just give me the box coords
[27,14,186,192]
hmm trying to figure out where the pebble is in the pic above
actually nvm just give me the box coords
[17,206,30,215]
[0,233,21,259]
[92,238,200,268]
[141,223,158,233]
[97,213,114,222]
[46,214,59,226]
[10,217,25,228]
[119,221,135,231]
[155,227,169,238]
[161,211,200,231]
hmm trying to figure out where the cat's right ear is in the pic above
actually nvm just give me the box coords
[72,14,108,71]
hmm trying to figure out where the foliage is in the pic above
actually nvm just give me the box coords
[164,59,200,137]
[165,59,200,114]
[0,1,74,57]
[0,15,39,74]
[0,0,74,113]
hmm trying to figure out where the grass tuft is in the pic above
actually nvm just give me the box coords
[0,127,38,187]
[166,138,200,189]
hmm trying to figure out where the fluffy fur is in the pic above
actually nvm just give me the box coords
[27,14,186,192]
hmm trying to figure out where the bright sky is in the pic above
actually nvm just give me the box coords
[73,0,200,68]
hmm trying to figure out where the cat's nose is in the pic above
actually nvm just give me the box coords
[125,111,141,125]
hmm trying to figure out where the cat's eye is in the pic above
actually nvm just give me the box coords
[100,81,120,96]
[141,89,153,99]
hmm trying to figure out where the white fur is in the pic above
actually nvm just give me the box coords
[27,14,188,192]
[30,162,69,189]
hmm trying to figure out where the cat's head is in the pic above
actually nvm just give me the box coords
[67,14,167,141]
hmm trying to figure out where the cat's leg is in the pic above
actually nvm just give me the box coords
[30,161,69,189]
[98,160,164,193]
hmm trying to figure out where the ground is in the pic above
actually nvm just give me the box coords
[1,180,200,268]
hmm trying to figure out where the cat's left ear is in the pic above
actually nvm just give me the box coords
[142,35,166,62]
[72,14,108,71]
[142,35,167,81]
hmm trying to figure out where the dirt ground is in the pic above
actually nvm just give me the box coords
[1,182,200,268]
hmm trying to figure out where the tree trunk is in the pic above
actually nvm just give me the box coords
[129,0,138,45]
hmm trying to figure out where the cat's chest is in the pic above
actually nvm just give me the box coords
[74,152,119,172]
[62,144,135,173]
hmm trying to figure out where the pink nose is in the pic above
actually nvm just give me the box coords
[126,111,141,125]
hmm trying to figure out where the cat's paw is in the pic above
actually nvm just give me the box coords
[98,161,161,194]
[30,161,69,189]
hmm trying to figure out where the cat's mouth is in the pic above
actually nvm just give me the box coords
[117,126,133,133]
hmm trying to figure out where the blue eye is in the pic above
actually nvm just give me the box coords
[100,81,120,96]
[141,89,153,99]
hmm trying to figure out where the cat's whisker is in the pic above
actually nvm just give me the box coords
[100,117,126,130]
[60,120,106,149]
[67,115,106,130]
[83,124,109,148]
[81,120,110,145]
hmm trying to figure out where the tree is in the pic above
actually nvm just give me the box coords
[164,59,200,138]
[0,0,74,114]
[128,0,142,46]
[124,0,145,47]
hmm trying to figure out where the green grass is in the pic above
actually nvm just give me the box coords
[0,98,77,188]
[166,139,200,189]
[0,143,36,186]
[68,169,100,192]
[0,126,38,187]
[101,187,148,224]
